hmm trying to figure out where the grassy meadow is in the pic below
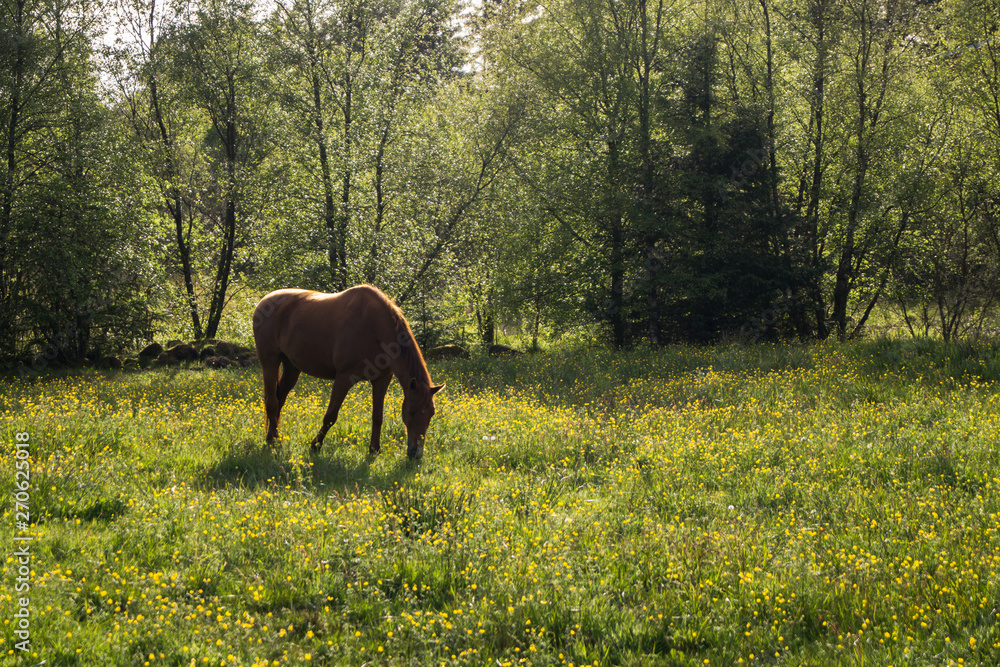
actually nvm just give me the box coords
[2,340,1000,666]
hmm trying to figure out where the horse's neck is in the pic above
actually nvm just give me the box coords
[392,324,429,386]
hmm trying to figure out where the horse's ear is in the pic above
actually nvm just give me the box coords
[431,383,445,395]
[409,377,418,391]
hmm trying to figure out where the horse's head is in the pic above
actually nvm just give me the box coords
[402,378,444,459]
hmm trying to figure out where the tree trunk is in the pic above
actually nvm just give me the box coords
[832,18,872,339]
[793,0,831,339]
[170,198,202,339]
[833,0,894,340]
[368,118,392,283]
[333,58,353,292]
[206,115,239,339]
[144,0,204,340]
[759,0,780,222]
[206,196,237,339]
[0,0,26,357]
[638,0,663,345]
[607,138,626,348]
[368,45,408,283]
[150,72,203,340]
[312,71,338,292]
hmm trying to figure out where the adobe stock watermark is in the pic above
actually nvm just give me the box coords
[349,330,416,384]
[12,432,33,653]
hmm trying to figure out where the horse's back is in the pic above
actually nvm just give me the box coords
[253,289,313,337]
[253,286,399,379]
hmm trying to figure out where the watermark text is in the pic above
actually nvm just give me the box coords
[13,432,32,652]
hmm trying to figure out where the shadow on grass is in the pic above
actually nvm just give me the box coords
[198,436,420,494]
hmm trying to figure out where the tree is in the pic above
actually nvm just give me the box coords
[169,0,273,339]
[894,136,1000,340]
[447,77,579,349]
[827,0,912,338]
[109,0,206,337]
[22,100,159,364]
[270,0,461,291]
[1,0,95,357]
[887,0,1000,340]
[501,0,664,346]
[2,0,157,365]
[768,0,931,339]
[393,77,524,311]
[775,0,843,338]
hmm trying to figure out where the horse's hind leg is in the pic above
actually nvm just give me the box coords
[310,375,354,453]
[277,357,301,410]
[260,356,281,444]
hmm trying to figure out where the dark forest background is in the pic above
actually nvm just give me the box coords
[2,0,1000,364]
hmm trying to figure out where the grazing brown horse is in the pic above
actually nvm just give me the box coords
[252,285,444,459]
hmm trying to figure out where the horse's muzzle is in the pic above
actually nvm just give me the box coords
[407,436,425,460]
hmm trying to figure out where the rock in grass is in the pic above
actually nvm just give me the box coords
[204,355,235,369]
[165,343,199,362]
[99,356,123,370]
[426,344,471,360]
[489,344,523,358]
[138,342,163,359]
[236,351,259,367]
[155,352,179,367]
[215,341,254,358]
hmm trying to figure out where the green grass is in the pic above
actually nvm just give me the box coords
[2,339,1000,666]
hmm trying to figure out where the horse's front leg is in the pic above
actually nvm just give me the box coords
[310,375,354,453]
[368,375,392,456]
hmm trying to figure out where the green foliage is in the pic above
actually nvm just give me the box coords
[0,0,159,367]
[5,0,1000,365]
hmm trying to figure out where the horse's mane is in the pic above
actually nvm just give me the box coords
[366,285,430,384]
